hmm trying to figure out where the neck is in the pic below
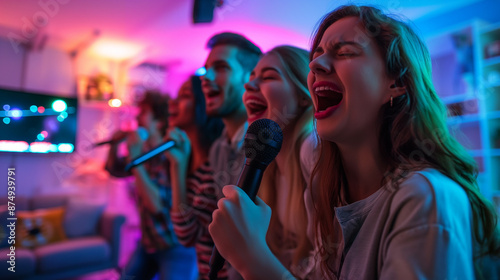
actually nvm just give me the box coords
[184,126,208,173]
[222,107,247,140]
[337,134,388,203]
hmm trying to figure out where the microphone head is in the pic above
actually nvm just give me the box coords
[244,119,283,166]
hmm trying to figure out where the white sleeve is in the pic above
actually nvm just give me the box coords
[380,172,475,280]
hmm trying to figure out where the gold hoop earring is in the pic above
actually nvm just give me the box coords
[390,95,393,107]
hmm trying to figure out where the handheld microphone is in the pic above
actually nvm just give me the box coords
[208,118,283,280]
[124,140,175,171]
[93,139,121,147]
[93,127,148,147]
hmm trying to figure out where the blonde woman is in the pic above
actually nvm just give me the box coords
[238,45,316,277]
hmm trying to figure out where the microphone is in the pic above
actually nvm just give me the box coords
[208,118,283,280]
[93,127,148,147]
[93,139,121,147]
[124,140,175,171]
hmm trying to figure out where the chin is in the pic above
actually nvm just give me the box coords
[205,107,219,117]
[315,123,338,143]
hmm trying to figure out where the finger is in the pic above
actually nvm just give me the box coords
[221,185,240,199]
[254,195,272,215]
[216,196,229,210]
[176,129,189,141]
[254,195,268,207]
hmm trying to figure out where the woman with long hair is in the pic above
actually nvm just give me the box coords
[165,75,226,279]
[242,45,315,276]
[209,5,500,279]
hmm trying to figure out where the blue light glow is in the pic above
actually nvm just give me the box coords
[3,104,10,111]
[37,134,45,141]
[3,118,10,124]
[30,105,38,112]
[195,67,206,76]
[10,109,22,119]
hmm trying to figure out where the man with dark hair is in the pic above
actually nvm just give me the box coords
[201,32,262,192]
[201,32,261,280]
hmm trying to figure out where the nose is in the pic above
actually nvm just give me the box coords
[202,67,215,82]
[244,78,259,92]
[309,54,332,75]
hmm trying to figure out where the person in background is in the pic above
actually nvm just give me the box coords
[209,5,500,280]
[242,45,316,277]
[200,31,262,280]
[164,76,226,279]
[105,91,198,280]
[201,32,262,194]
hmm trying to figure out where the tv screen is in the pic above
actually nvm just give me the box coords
[0,88,78,153]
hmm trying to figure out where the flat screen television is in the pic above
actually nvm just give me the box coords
[0,88,78,153]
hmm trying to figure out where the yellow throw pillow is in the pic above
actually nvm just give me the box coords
[17,207,67,248]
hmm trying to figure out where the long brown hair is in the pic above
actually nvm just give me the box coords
[256,46,314,270]
[309,5,500,277]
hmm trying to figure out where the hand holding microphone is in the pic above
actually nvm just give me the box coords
[209,185,273,277]
[208,119,283,279]
[163,127,191,171]
[93,127,149,147]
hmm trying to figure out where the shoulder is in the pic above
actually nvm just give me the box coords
[209,132,226,152]
[395,169,469,206]
[389,168,471,229]
[208,132,227,162]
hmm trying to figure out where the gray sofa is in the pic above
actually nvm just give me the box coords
[0,195,125,280]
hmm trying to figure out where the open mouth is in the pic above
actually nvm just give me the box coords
[245,98,268,120]
[314,85,343,112]
[206,89,221,98]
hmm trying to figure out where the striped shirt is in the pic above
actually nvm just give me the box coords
[138,155,179,253]
[171,162,228,280]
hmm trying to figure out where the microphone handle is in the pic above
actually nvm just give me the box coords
[93,139,115,147]
[124,140,175,171]
[209,163,264,280]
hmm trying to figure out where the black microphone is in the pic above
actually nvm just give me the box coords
[124,140,176,171]
[93,127,148,147]
[93,139,122,147]
[208,118,283,280]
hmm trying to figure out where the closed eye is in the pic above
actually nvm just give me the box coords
[338,53,354,57]
[262,76,275,80]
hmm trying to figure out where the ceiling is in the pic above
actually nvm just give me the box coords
[0,0,484,74]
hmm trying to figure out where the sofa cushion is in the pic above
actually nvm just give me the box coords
[0,248,36,279]
[64,199,106,238]
[31,195,68,210]
[17,207,67,248]
[34,236,110,273]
